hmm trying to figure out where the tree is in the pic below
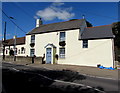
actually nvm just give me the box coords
[112,22,120,61]
[112,22,120,48]
[86,21,93,27]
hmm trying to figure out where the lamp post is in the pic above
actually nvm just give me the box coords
[10,17,17,61]
[9,16,17,61]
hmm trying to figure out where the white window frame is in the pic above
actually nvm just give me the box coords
[59,47,65,58]
[83,40,88,48]
[59,32,65,42]
[30,49,35,57]
[31,35,35,43]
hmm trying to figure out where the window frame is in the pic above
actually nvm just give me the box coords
[59,47,65,58]
[18,49,20,54]
[21,47,25,54]
[31,35,35,43]
[83,40,88,48]
[30,49,35,57]
[59,32,65,42]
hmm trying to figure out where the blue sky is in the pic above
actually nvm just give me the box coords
[1,2,118,40]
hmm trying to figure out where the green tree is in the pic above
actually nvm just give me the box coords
[112,22,120,48]
[86,21,93,27]
[112,22,120,61]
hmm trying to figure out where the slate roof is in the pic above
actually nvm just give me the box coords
[80,25,114,40]
[3,37,25,46]
[27,19,85,35]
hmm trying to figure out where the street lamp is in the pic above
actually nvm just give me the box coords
[10,16,17,61]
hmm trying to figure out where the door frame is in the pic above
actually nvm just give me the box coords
[46,48,52,64]
[44,44,56,64]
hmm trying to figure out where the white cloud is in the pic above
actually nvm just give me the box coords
[52,2,64,6]
[34,16,38,19]
[35,3,75,21]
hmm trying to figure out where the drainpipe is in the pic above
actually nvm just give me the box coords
[112,39,115,68]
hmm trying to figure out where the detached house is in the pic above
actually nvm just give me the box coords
[25,18,115,67]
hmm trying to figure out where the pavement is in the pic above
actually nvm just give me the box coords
[2,61,119,80]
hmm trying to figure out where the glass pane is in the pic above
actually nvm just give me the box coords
[83,40,88,48]
[59,48,65,58]
[30,49,35,56]
[60,32,65,41]
[31,35,35,43]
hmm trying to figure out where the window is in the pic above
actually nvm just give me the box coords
[15,48,17,55]
[24,48,25,54]
[18,49,20,54]
[59,47,65,58]
[6,48,9,54]
[6,49,8,54]
[83,40,88,48]
[30,49,35,57]
[60,32,65,42]
[21,47,25,54]
[31,35,35,43]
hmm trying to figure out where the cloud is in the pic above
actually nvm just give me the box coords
[35,3,75,21]
[34,16,38,19]
[52,2,64,6]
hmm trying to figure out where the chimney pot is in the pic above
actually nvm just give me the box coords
[82,15,85,19]
[36,18,43,27]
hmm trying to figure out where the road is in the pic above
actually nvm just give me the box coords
[75,74,119,92]
[2,62,119,93]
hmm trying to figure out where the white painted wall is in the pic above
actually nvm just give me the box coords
[26,32,59,57]
[58,30,114,67]
[26,29,114,67]
[5,44,26,56]
[25,35,31,56]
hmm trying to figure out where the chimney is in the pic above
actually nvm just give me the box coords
[82,15,85,19]
[36,18,43,27]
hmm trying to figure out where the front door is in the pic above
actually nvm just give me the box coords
[46,48,52,64]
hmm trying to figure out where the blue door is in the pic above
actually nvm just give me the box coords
[46,48,52,64]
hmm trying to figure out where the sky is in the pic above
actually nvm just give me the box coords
[1,2,119,40]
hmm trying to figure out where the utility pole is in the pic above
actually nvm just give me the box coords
[3,22,6,60]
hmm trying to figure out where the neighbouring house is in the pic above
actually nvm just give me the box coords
[25,18,115,67]
[3,37,26,56]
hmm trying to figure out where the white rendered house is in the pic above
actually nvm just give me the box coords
[4,37,26,56]
[25,18,115,67]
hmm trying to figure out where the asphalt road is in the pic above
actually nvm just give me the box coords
[75,75,119,92]
[2,62,120,93]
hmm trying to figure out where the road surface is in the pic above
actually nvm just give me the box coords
[2,62,119,93]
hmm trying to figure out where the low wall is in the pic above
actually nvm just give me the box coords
[4,56,42,64]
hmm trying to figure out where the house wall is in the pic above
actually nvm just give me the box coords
[58,30,114,67]
[26,32,60,57]
[5,44,26,56]
[26,29,114,67]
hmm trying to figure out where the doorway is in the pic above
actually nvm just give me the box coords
[46,48,52,64]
